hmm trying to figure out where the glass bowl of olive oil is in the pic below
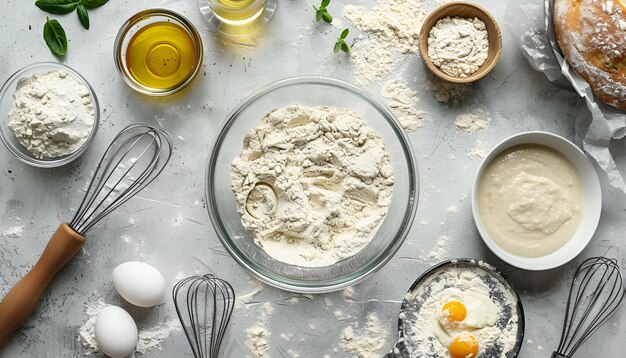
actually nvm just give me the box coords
[114,9,204,96]
[206,0,268,25]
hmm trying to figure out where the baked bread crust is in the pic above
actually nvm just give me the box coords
[553,0,626,110]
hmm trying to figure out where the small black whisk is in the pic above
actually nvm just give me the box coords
[173,274,236,358]
[553,257,625,358]
[70,124,173,235]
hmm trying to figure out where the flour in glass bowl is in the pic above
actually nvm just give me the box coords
[7,69,95,159]
[231,104,394,267]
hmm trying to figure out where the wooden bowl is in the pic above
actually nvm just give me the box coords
[418,2,502,84]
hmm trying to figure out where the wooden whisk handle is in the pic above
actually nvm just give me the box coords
[0,223,85,347]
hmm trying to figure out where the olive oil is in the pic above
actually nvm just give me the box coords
[209,0,266,24]
[125,22,198,89]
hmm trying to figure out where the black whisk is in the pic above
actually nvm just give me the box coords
[553,257,625,358]
[70,124,173,235]
[173,274,236,358]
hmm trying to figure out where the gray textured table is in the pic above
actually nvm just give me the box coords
[0,0,625,357]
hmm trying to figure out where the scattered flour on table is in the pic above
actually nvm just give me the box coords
[427,17,489,78]
[235,279,264,310]
[381,80,425,132]
[344,0,425,54]
[8,69,95,159]
[1,226,24,238]
[78,297,180,356]
[324,297,333,308]
[351,39,393,86]
[446,206,457,214]
[343,0,426,85]
[343,287,355,300]
[340,314,388,358]
[78,298,108,353]
[468,147,487,158]
[245,302,275,358]
[135,320,181,355]
[468,139,489,159]
[424,235,449,262]
[427,75,473,104]
[334,310,350,321]
[231,104,394,267]
[454,108,490,132]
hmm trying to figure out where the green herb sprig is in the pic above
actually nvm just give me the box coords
[43,17,67,56]
[334,28,351,54]
[35,0,109,55]
[313,0,332,24]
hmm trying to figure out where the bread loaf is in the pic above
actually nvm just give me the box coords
[553,0,626,110]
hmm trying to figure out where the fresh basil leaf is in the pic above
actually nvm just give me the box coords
[315,10,322,22]
[340,28,349,39]
[321,0,330,8]
[321,11,332,23]
[80,0,109,9]
[35,0,79,14]
[333,42,341,53]
[77,3,89,29]
[43,17,67,56]
[340,41,350,53]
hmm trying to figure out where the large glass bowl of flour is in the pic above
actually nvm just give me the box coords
[206,76,418,293]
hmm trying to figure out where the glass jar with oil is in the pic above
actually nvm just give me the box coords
[207,0,267,25]
[114,9,203,96]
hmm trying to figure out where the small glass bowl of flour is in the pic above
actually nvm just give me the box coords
[0,62,99,168]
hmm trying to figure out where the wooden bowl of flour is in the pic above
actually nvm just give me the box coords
[418,2,502,84]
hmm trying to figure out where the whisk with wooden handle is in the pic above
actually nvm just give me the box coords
[553,257,625,358]
[0,124,172,346]
[173,274,236,358]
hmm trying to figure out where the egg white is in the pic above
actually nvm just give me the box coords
[433,288,498,348]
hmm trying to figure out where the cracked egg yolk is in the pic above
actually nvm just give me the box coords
[449,333,479,358]
[442,300,467,322]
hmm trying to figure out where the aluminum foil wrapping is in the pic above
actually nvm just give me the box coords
[505,0,626,193]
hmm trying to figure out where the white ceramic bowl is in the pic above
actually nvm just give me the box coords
[471,132,602,271]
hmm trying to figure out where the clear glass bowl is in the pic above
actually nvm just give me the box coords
[114,9,204,96]
[0,62,100,168]
[205,76,419,293]
[206,0,267,25]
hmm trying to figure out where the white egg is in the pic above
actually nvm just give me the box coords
[113,261,166,307]
[94,306,138,358]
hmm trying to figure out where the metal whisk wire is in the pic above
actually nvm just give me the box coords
[69,124,172,235]
[173,275,235,358]
[553,257,625,358]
